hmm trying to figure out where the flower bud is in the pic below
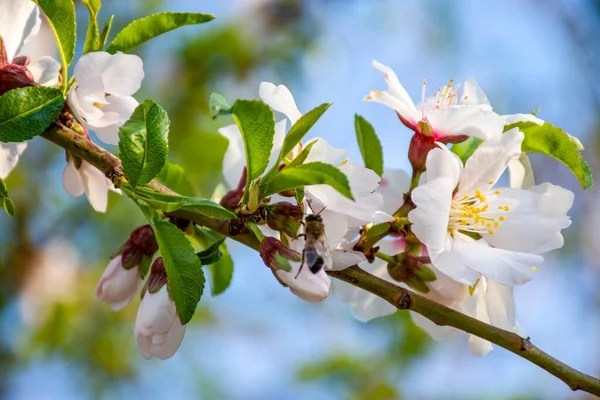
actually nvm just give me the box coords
[0,63,35,96]
[266,202,303,237]
[134,285,186,360]
[146,257,168,294]
[220,188,243,210]
[407,133,436,174]
[259,236,301,271]
[95,255,142,311]
[121,225,158,272]
[387,253,437,294]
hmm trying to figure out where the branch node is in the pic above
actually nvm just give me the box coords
[398,292,412,309]
[520,336,533,351]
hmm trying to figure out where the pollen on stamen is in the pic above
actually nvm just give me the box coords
[93,102,103,108]
[488,180,494,185]
[499,215,505,221]
[494,190,501,195]
[532,266,539,272]
[488,229,494,234]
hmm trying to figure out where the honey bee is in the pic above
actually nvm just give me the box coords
[295,208,332,278]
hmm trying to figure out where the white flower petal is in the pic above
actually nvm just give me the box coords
[73,51,112,96]
[27,55,60,86]
[277,265,331,302]
[508,154,535,189]
[62,160,84,197]
[431,247,481,285]
[330,249,366,271]
[484,279,515,331]
[452,237,541,286]
[424,146,462,186]
[0,0,40,61]
[219,123,245,189]
[468,335,493,356]
[304,137,347,165]
[502,113,544,126]
[79,161,110,213]
[101,52,144,97]
[378,169,410,215]
[258,82,302,125]
[426,107,504,140]
[460,79,492,109]
[321,210,348,247]
[92,95,139,145]
[0,142,27,179]
[95,255,142,311]
[408,177,454,257]
[457,127,523,197]
[483,185,572,254]
[368,60,420,126]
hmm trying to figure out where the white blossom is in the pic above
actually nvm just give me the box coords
[95,255,142,311]
[0,0,60,179]
[366,60,504,140]
[62,159,118,213]
[68,51,144,145]
[408,128,574,287]
[134,286,186,360]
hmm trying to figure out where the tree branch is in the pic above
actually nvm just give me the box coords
[40,122,600,397]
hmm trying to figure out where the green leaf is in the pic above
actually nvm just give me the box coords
[157,161,195,197]
[451,137,483,163]
[0,87,64,143]
[106,12,215,53]
[99,15,114,49]
[2,197,15,217]
[197,239,224,265]
[81,0,101,54]
[261,162,353,200]
[354,114,384,176]
[505,121,593,189]
[279,103,331,163]
[33,0,76,86]
[118,99,170,185]
[231,99,275,189]
[286,140,317,169]
[209,93,232,119]
[132,186,236,219]
[208,243,234,296]
[150,218,204,324]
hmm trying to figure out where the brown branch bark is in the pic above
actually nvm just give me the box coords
[40,122,600,397]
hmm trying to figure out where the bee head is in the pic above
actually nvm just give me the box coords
[305,214,323,223]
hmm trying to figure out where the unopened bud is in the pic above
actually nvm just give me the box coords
[220,188,243,210]
[244,182,261,214]
[259,236,301,272]
[408,132,436,174]
[12,56,30,66]
[266,202,303,237]
[0,64,35,96]
[387,253,436,294]
[146,257,168,294]
[120,225,158,274]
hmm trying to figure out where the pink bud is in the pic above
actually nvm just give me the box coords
[95,255,142,311]
[134,286,186,360]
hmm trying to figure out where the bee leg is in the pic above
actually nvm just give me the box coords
[295,249,306,279]
[294,233,307,240]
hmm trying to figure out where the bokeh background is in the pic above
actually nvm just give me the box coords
[1,0,599,399]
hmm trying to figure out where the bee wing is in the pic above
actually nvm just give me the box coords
[303,236,332,273]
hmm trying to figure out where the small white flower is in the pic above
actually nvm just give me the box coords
[0,0,60,179]
[134,286,186,360]
[68,51,144,145]
[408,128,574,287]
[332,170,467,321]
[95,255,142,311]
[62,158,118,213]
[366,60,504,141]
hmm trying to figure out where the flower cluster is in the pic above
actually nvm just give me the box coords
[0,0,144,212]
